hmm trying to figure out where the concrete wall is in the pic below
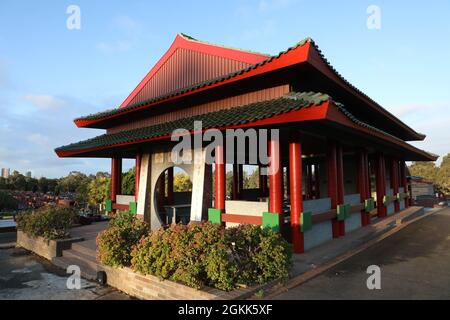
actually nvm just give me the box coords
[303,197,332,251]
[399,187,405,210]
[136,146,212,230]
[17,231,82,260]
[344,193,362,233]
[387,188,395,215]
[99,265,245,300]
[116,195,135,206]
[224,200,268,228]
[304,220,333,251]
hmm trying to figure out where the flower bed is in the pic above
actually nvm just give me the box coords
[16,205,78,240]
[97,212,292,292]
[16,205,83,260]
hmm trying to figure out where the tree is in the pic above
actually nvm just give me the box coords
[436,154,450,194]
[173,173,192,192]
[122,168,135,195]
[0,191,19,210]
[87,175,110,206]
[244,168,260,189]
[408,161,438,181]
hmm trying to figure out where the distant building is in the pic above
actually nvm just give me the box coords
[1,168,10,179]
[26,171,32,178]
[409,176,435,199]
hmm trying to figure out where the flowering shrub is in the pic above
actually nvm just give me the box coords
[97,211,149,267]
[16,205,77,240]
[131,222,292,291]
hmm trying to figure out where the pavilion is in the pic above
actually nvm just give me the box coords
[55,33,437,253]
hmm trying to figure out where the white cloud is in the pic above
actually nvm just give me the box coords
[27,133,49,147]
[0,59,10,89]
[24,94,67,110]
[114,15,139,31]
[96,40,132,53]
[258,0,295,12]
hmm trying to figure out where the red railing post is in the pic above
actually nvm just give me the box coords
[289,131,304,253]
[269,135,282,232]
[215,144,226,211]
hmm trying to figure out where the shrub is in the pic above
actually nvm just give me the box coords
[130,222,292,291]
[226,224,292,285]
[97,211,149,267]
[16,205,77,240]
[0,191,19,211]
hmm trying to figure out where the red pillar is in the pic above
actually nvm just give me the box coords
[400,160,409,208]
[327,142,340,238]
[269,136,283,231]
[238,164,244,200]
[375,153,387,218]
[215,144,225,211]
[307,163,313,200]
[391,158,400,212]
[110,157,122,211]
[289,132,304,253]
[232,163,239,200]
[336,143,345,237]
[363,150,371,225]
[167,167,174,204]
[357,150,369,226]
[314,163,320,199]
[135,153,141,202]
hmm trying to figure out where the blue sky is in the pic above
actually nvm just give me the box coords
[0,0,449,178]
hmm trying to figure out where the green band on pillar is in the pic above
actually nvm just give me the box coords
[383,195,392,206]
[105,200,112,212]
[129,202,137,215]
[337,204,347,221]
[365,198,375,212]
[262,212,280,232]
[300,211,312,232]
[344,204,351,219]
[208,208,222,224]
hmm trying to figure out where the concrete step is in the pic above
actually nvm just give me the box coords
[63,249,98,269]
[71,241,97,258]
[52,255,98,281]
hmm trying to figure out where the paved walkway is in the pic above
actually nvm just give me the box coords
[272,208,450,299]
[0,247,131,300]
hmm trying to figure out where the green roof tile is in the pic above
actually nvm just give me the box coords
[57,91,328,153]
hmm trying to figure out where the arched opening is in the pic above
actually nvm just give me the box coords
[155,166,192,226]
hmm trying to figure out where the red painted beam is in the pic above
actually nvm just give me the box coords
[215,144,225,211]
[269,136,283,232]
[375,153,387,218]
[221,214,262,225]
[289,131,304,253]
